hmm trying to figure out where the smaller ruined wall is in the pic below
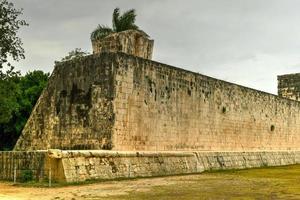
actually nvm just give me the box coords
[278,73,300,101]
[59,150,200,182]
[0,151,48,181]
[196,151,300,170]
[1,150,300,183]
[92,30,154,59]
[46,150,300,183]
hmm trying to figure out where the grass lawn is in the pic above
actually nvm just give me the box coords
[100,165,300,200]
[1,165,300,200]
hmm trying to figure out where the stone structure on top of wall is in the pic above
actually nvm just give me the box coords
[91,30,154,59]
[13,30,300,152]
[278,73,300,101]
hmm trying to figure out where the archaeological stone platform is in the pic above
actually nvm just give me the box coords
[3,30,300,183]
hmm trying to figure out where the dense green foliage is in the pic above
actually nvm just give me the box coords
[0,70,49,150]
[0,0,28,69]
[90,8,140,40]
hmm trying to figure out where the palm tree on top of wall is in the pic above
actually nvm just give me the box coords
[91,8,145,41]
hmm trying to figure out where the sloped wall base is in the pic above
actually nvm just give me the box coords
[1,150,300,183]
[52,150,300,182]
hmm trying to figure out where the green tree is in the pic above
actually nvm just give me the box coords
[0,0,28,126]
[0,0,28,69]
[0,70,19,124]
[90,8,140,40]
[0,70,49,150]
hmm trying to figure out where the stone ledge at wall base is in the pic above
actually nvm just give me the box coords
[1,150,300,183]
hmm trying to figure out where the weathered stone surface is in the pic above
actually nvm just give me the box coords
[14,52,300,151]
[57,150,300,182]
[60,150,200,182]
[14,53,116,150]
[92,30,154,59]
[278,73,300,101]
[112,55,300,151]
[48,149,63,158]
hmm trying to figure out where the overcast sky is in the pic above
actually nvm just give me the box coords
[9,0,300,94]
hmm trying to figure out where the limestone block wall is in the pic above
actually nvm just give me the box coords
[14,52,300,151]
[92,30,154,59]
[112,53,300,151]
[57,150,200,182]
[14,54,116,150]
[278,73,300,101]
[195,151,300,170]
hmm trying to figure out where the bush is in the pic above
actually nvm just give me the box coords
[20,170,33,182]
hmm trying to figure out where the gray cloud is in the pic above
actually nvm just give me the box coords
[9,0,300,94]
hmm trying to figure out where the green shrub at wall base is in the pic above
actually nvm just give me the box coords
[20,170,33,182]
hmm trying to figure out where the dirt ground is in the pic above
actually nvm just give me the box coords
[1,165,300,200]
[0,177,175,200]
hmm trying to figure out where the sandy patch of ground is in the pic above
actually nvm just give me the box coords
[0,176,180,200]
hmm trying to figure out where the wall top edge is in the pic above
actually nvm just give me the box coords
[52,51,300,104]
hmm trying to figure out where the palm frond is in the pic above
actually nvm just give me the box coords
[116,9,139,32]
[112,7,120,32]
[90,25,113,40]
[90,7,142,41]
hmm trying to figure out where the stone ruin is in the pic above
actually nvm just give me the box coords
[91,30,154,59]
[1,29,300,183]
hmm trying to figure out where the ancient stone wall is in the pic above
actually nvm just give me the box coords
[14,52,300,151]
[58,150,200,182]
[278,73,300,101]
[14,54,116,150]
[112,53,300,151]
